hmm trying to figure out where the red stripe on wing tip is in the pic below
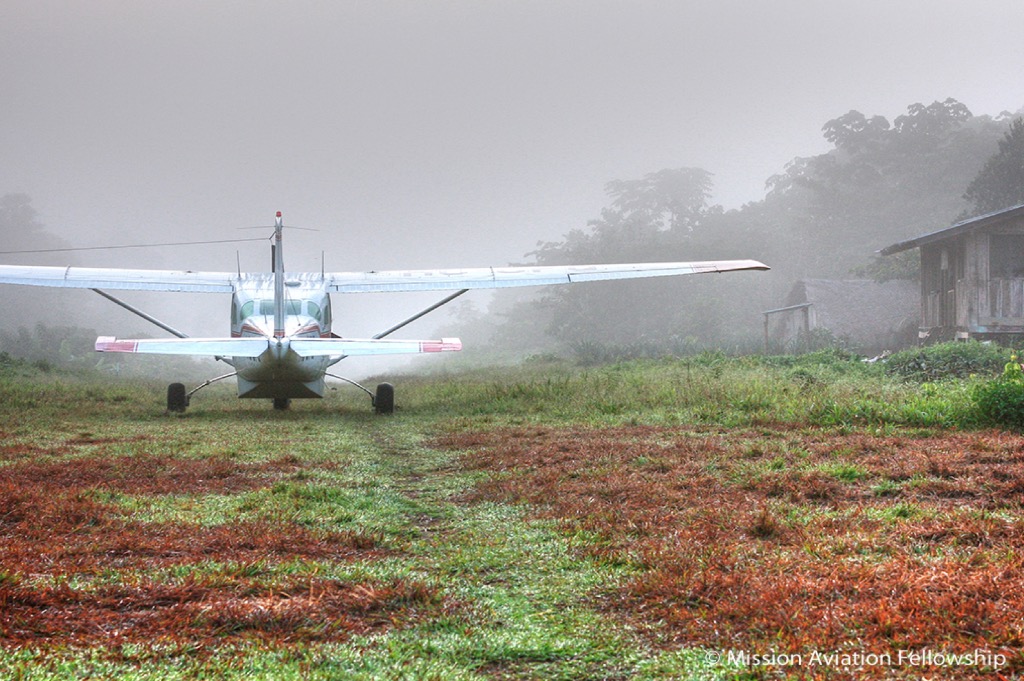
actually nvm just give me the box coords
[95,336,139,353]
[420,337,462,353]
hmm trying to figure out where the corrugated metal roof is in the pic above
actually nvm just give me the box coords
[879,203,1024,255]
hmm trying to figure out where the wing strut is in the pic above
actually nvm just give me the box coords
[91,289,189,339]
[91,288,234,365]
[328,288,469,366]
[372,289,469,340]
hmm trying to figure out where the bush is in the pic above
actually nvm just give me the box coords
[885,341,1006,382]
[973,379,1024,430]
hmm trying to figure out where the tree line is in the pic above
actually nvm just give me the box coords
[451,98,1024,358]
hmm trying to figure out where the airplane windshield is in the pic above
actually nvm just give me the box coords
[237,299,323,322]
[257,300,303,316]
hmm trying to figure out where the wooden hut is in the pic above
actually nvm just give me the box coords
[880,204,1024,341]
[763,279,918,353]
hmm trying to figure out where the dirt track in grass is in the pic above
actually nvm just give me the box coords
[435,424,1024,678]
[0,446,442,652]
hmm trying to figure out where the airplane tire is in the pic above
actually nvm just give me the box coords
[167,383,188,413]
[374,382,395,415]
[273,397,291,410]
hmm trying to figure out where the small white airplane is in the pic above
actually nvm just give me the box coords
[0,212,768,413]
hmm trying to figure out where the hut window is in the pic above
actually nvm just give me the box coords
[990,234,1024,278]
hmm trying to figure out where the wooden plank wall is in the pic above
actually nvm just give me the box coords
[988,279,1024,318]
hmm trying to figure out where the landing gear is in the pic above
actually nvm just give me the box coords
[374,382,395,415]
[167,375,394,414]
[326,373,393,414]
[166,372,235,414]
[167,383,188,413]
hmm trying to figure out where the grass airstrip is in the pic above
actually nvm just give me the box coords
[0,351,1021,679]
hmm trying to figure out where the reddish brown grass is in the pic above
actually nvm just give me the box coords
[0,451,443,652]
[436,425,1024,678]
[3,450,305,495]
[0,576,439,649]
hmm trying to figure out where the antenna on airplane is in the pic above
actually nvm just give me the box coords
[238,211,318,235]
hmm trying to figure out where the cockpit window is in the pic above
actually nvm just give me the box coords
[307,301,321,322]
[257,300,303,316]
[239,300,254,320]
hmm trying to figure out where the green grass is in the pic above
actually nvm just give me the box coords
[0,351,1015,679]
[398,352,981,430]
[0,364,698,679]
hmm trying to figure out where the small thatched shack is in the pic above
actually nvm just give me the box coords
[764,279,918,353]
[880,203,1024,341]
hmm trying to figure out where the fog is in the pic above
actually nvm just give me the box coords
[3,1,1024,365]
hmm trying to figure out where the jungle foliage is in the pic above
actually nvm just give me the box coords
[459,99,1022,357]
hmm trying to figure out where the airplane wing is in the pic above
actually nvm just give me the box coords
[0,265,236,292]
[1,259,768,295]
[324,260,769,293]
[95,336,462,357]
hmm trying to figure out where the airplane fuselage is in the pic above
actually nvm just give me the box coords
[228,275,335,399]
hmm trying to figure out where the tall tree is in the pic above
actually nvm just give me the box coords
[893,98,972,137]
[763,99,1001,278]
[963,118,1024,215]
[603,167,714,234]
[0,194,74,255]
[531,167,715,267]
[0,194,78,337]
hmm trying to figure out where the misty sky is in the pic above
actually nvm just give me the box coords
[3,0,1024,340]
